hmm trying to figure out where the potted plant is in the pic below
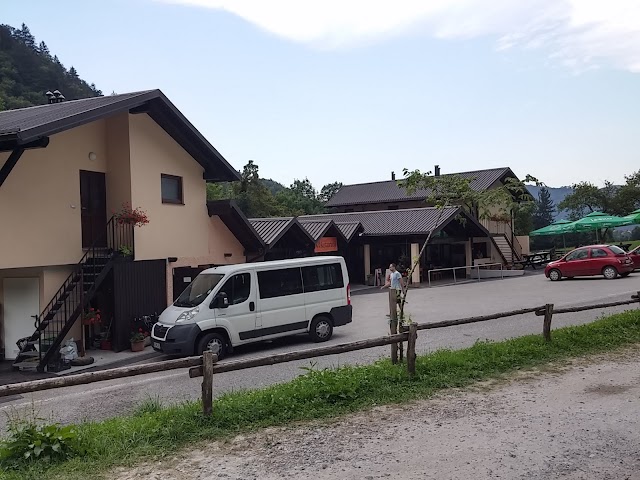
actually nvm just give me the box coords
[82,308,101,326]
[115,245,133,261]
[130,328,146,352]
[113,203,149,227]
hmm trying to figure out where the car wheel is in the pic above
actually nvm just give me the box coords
[309,316,333,342]
[620,272,631,278]
[548,269,562,281]
[198,332,227,360]
[602,266,618,280]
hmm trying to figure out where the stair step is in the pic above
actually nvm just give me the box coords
[17,351,40,357]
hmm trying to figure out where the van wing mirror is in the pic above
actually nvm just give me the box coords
[210,292,229,309]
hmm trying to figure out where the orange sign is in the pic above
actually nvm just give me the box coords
[315,236,338,253]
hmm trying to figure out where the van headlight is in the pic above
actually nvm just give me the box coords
[176,306,200,323]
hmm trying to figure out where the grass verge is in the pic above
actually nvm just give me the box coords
[3,308,640,479]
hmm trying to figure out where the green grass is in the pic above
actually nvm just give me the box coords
[3,308,640,479]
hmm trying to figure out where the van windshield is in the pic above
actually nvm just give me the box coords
[174,274,224,308]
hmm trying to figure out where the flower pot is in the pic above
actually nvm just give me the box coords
[100,340,112,351]
[144,336,151,347]
[130,341,145,352]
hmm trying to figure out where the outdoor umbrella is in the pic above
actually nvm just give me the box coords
[529,219,577,248]
[622,208,640,225]
[573,211,632,241]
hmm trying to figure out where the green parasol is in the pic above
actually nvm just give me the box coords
[622,208,640,225]
[573,211,632,241]
[529,219,577,248]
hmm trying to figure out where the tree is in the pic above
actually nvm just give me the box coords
[0,23,101,110]
[388,168,537,363]
[275,178,324,216]
[318,182,343,203]
[532,187,555,229]
[38,41,50,58]
[558,171,640,219]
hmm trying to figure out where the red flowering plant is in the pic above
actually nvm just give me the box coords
[113,203,149,227]
[130,328,146,343]
[82,308,101,326]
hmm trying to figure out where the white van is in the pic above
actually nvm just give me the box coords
[151,256,352,359]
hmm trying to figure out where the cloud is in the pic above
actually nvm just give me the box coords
[160,0,640,72]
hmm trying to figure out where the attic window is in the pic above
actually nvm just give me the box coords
[161,174,183,204]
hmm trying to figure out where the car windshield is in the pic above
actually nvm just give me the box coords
[174,274,224,308]
[609,245,626,255]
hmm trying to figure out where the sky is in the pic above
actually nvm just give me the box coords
[4,0,640,189]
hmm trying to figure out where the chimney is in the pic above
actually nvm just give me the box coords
[391,171,396,181]
[46,90,65,104]
[434,165,441,177]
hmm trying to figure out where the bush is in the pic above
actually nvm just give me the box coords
[0,419,86,469]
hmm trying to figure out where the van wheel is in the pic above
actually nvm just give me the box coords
[309,316,333,343]
[198,332,227,360]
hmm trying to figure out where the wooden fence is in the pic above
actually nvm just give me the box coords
[0,292,638,416]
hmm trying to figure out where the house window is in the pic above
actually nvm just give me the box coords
[161,174,183,204]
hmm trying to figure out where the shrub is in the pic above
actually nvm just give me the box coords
[0,419,86,469]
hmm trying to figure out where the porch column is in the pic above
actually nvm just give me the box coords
[364,244,371,283]
[465,239,473,276]
[410,243,420,284]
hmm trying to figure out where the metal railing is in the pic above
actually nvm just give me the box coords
[16,217,135,371]
[427,262,504,287]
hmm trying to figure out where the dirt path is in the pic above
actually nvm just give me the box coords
[117,351,640,480]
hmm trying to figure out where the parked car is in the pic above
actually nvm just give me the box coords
[629,245,640,270]
[544,245,635,281]
[151,256,352,359]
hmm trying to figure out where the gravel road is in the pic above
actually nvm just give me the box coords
[116,348,640,480]
[1,273,639,430]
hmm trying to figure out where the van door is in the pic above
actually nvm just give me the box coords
[253,267,307,340]
[301,262,344,320]
[213,272,257,343]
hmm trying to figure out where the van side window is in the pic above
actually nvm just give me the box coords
[218,273,251,305]
[257,268,303,299]
[302,264,344,292]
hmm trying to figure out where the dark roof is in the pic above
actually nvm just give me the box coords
[298,220,334,242]
[206,200,265,252]
[249,217,316,247]
[334,222,364,241]
[300,207,486,237]
[0,90,239,182]
[325,167,516,207]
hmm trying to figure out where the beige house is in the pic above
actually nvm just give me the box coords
[0,90,258,370]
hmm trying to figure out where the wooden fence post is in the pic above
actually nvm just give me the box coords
[407,322,418,377]
[543,303,554,342]
[389,289,399,364]
[201,351,216,416]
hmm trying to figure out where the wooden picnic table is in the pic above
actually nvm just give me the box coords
[518,251,552,270]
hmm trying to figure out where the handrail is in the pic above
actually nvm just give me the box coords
[427,263,504,287]
[27,216,135,370]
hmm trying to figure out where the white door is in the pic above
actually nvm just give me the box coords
[213,272,257,343]
[255,267,308,339]
[3,278,40,360]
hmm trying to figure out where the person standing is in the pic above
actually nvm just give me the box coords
[382,263,403,322]
[382,263,404,363]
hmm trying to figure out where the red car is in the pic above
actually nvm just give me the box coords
[630,245,640,270]
[545,245,635,281]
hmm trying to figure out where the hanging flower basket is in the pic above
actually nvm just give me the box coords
[113,203,149,227]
